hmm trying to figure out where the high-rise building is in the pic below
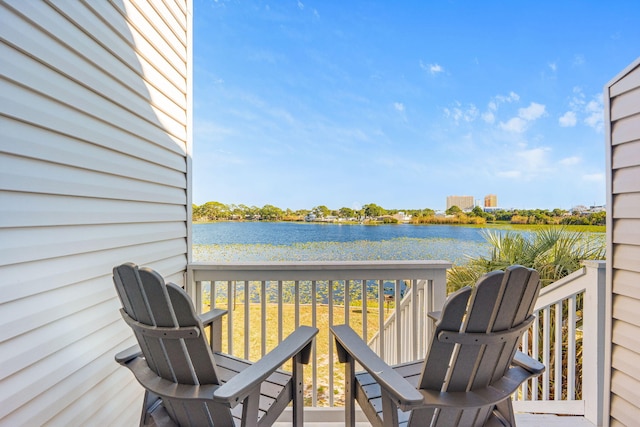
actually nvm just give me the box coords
[484,194,498,207]
[446,195,475,211]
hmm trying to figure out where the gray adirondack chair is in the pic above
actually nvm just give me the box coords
[331,265,544,427]
[113,262,318,427]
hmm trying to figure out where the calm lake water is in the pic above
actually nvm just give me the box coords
[193,222,490,245]
[192,222,499,265]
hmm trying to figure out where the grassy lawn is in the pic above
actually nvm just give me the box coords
[206,301,389,406]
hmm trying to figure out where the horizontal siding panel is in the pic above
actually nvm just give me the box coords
[612,319,640,354]
[48,0,187,111]
[84,1,186,100]
[2,2,187,142]
[612,165,640,194]
[612,294,640,328]
[1,154,186,204]
[135,0,187,57]
[1,42,187,145]
[39,366,140,427]
[0,84,186,170]
[611,370,640,417]
[612,269,640,300]
[112,0,186,80]
[122,0,187,65]
[151,0,188,44]
[0,305,122,417]
[612,218,640,245]
[3,120,186,188]
[0,191,186,228]
[611,139,640,170]
[0,319,133,423]
[0,278,115,346]
[610,87,640,121]
[612,244,640,273]
[610,394,640,427]
[612,191,640,219]
[612,345,640,383]
[0,244,187,304]
[610,64,640,97]
[612,113,640,146]
[0,222,186,265]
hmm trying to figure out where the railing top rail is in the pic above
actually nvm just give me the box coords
[535,260,605,309]
[189,260,452,281]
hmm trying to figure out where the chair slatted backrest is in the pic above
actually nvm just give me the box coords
[113,263,229,425]
[412,265,540,427]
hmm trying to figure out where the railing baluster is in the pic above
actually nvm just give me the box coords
[311,280,317,407]
[568,294,576,400]
[277,280,283,343]
[329,280,334,407]
[543,306,550,401]
[532,312,539,401]
[395,279,401,364]
[378,279,385,362]
[261,280,266,357]
[555,302,562,400]
[227,280,233,354]
[361,279,367,342]
[294,280,300,328]
[244,281,250,360]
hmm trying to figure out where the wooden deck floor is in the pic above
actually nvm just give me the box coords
[274,409,595,426]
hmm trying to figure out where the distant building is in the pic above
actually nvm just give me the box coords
[446,195,474,211]
[484,194,498,207]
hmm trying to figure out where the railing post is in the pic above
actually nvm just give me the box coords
[581,260,606,426]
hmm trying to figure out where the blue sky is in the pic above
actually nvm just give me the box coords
[192,0,639,212]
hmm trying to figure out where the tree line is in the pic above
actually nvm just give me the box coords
[192,201,606,226]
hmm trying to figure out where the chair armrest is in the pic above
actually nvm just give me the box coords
[213,325,318,407]
[199,308,227,327]
[428,311,441,322]
[512,350,545,375]
[115,344,142,365]
[331,324,423,411]
[122,356,219,401]
[199,308,227,353]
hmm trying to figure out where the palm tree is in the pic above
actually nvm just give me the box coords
[447,226,605,293]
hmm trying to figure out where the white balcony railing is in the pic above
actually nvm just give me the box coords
[187,260,450,406]
[187,260,605,426]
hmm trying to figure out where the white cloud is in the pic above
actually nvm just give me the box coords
[518,102,546,121]
[499,117,527,133]
[420,61,444,75]
[584,99,604,131]
[394,102,405,112]
[560,156,581,166]
[481,111,495,124]
[565,88,603,132]
[573,54,585,66]
[429,63,443,74]
[444,102,478,124]
[498,102,545,133]
[496,92,520,104]
[549,62,557,72]
[297,0,304,10]
[559,111,577,127]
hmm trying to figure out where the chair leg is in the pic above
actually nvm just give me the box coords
[494,399,515,427]
[381,390,399,427]
[344,359,356,427]
[293,353,304,427]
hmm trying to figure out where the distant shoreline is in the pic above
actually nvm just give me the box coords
[192,219,605,233]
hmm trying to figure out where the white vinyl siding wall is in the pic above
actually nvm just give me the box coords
[605,58,640,427]
[0,1,191,425]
